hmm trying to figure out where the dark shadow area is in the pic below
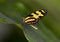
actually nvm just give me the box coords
[0,23,28,42]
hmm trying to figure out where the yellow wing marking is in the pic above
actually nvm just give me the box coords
[25,17,31,20]
[36,11,44,16]
[41,10,45,13]
[31,13,39,19]
[25,19,35,23]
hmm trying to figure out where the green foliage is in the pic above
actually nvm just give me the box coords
[0,0,60,42]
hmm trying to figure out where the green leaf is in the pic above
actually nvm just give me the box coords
[0,0,60,42]
[0,23,28,42]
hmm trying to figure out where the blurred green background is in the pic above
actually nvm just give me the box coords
[0,0,60,42]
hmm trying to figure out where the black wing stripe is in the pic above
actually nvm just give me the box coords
[26,20,36,24]
[34,11,39,15]
[39,10,47,16]
[39,10,45,15]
